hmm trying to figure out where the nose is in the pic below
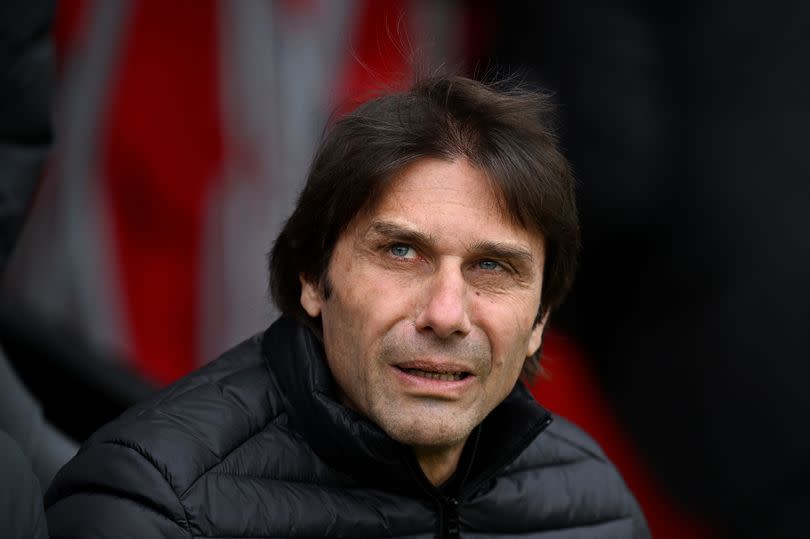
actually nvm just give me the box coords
[414,262,472,339]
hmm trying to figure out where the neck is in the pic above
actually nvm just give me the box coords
[413,440,467,487]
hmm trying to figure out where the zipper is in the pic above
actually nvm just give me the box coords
[426,487,461,538]
[442,496,460,539]
[403,454,463,538]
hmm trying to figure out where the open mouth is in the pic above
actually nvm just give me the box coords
[396,367,470,382]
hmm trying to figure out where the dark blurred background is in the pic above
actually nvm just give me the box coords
[2,1,809,538]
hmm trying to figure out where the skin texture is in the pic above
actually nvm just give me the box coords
[300,158,546,486]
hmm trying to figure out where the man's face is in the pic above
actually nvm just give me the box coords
[300,157,546,453]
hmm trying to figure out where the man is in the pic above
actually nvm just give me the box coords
[45,76,649,538]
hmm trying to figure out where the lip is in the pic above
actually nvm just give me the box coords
[393,359,474,374]
[389,362,477,397]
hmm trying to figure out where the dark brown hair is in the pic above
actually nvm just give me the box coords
[269,75,579,380]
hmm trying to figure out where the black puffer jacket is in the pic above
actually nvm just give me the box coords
[45,317,649,538]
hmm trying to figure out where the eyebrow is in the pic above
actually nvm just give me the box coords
[367,220,536,265]
[366,221,434,246]
[468,240,536,265]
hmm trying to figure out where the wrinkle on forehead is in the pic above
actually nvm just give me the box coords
[357,158,518,220]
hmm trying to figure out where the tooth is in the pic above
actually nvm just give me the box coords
[406,369,462,381]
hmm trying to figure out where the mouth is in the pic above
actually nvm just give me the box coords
[396,367,470,382]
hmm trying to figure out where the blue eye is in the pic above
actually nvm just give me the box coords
[390,244,415,258]
[478,260,500,270]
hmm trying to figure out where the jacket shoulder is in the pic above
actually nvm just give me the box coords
[45,333,283,537]
[490,413,651,537]
[538,413,612,461]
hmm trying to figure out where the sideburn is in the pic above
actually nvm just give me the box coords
[322,274,333,300]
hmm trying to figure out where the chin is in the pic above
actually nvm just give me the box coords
[379,413,478,449]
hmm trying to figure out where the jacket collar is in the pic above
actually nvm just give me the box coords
[262,317,552,497]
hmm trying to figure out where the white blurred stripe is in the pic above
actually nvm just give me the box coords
[198,0,359,363]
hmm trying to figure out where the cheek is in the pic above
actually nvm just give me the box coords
[320,302,369,404]
[476,297,538,359]
[320,279,382,374]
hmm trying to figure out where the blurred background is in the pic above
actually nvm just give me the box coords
[2,1,809,538]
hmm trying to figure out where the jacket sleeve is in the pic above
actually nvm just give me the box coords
[45,440,192,538]
[629,488,652,538]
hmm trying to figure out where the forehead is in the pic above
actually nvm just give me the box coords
[353,157,544,252]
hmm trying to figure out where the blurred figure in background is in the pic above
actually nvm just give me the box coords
[0,431,49,539]
[0,0,79,494]
[0,2,69,537]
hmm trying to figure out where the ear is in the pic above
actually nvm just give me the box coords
[526,313,549,357]
[299,274,324,317]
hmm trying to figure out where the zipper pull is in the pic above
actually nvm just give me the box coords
[445,497,460,538]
